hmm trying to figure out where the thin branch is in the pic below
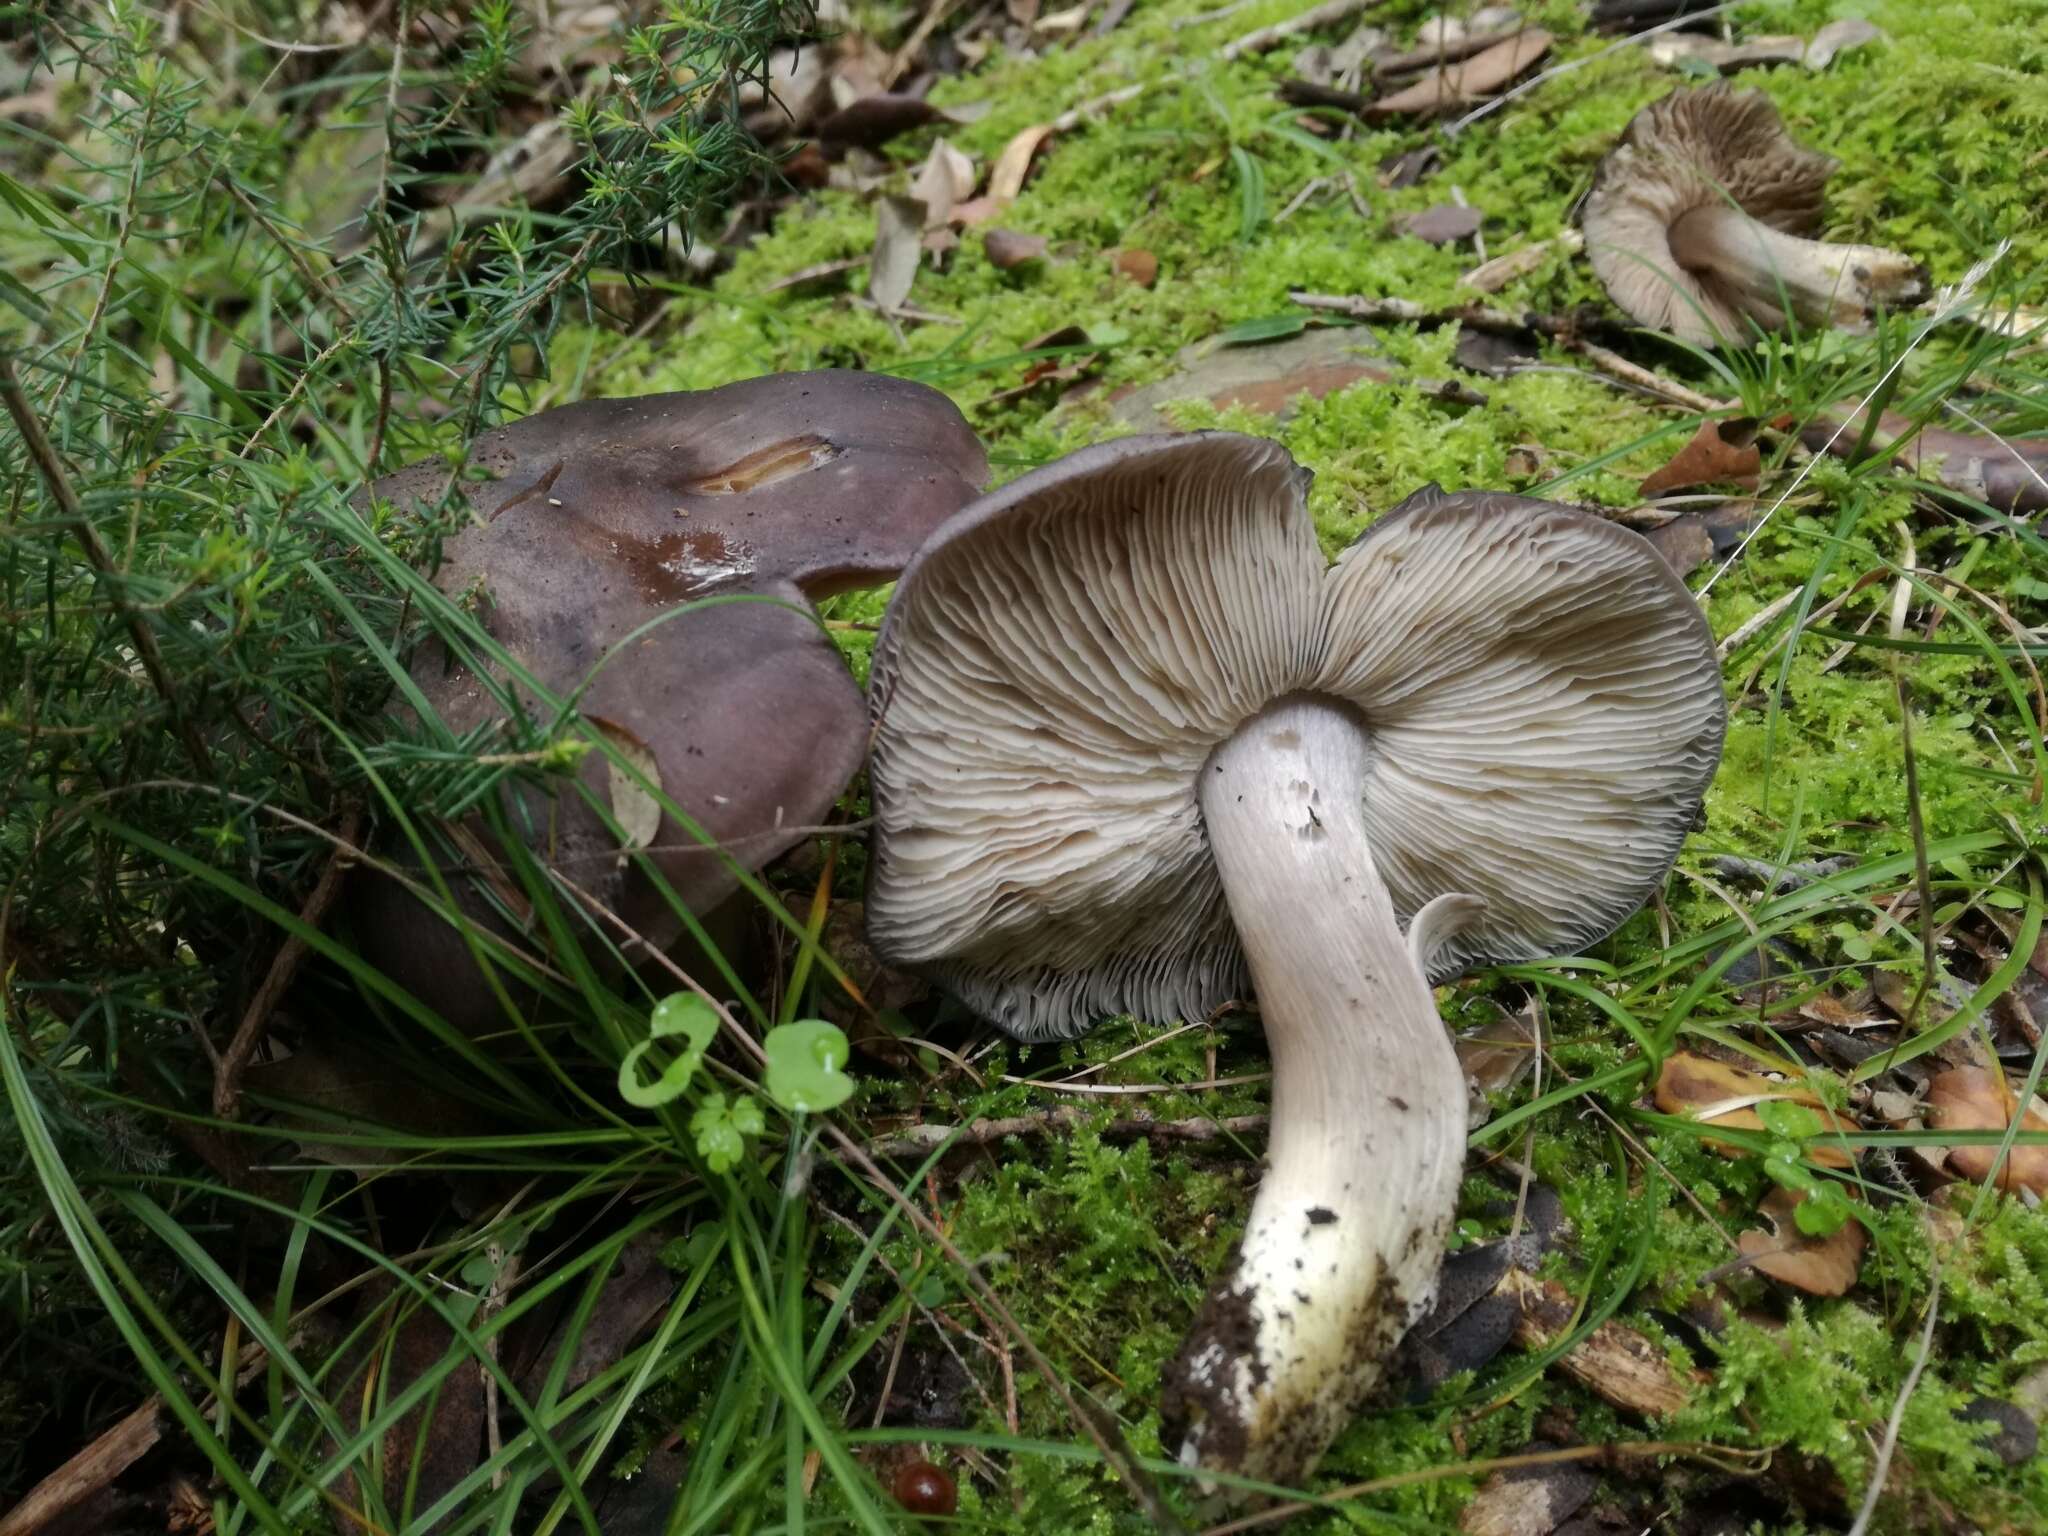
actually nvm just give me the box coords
[0,355,215,779]
[213,806,363,1119]
[1845,1265,1943,1536]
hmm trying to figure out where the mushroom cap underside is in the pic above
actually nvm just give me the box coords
[866,433,1727,1041]
[1582,82,1837,339]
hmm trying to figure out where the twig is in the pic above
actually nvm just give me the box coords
[1845,1264,1943,1536]
[213,807,363,1119]
[0,355,215,779]
[867,1108,1269,1160]
[1572,340,1724,414]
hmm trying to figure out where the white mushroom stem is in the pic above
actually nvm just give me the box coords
[1667,202,1923,331]
[1166,694,1474,1489]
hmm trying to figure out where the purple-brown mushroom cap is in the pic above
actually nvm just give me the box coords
[353,371,986,1027]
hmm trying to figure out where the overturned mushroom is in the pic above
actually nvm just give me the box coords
[1582,84,1925,345]
[353,372,986,1030]
[865,434,1725,1488]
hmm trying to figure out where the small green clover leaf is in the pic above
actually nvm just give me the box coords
[617,993,721,1108]
[1756,1100,1824,1141]
[762,1019,854,1113]
[690,1091,766,1173]
[1792,1183,1854,1237]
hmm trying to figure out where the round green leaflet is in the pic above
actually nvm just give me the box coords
[762,1019,854,1113]
[616,992,721,1108]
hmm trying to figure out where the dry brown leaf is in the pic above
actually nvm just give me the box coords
[1639,418,1762,496]
[1645,516,1715,576]
[589,717,663,860]
[1456,1000,1538,1119]
[986,122,1055,205]
[1401,203,1484,245]
[1457,1444,1596,1536]
[909,137,976,227]
[868,195,927,313]
[1739,1187,1866,1296]
[1653,1052,1856,1169]
[1928,1066,2048,1195]
[983,228,1049,269]
[1113,248,1159,286]
[1368,28,1552,118]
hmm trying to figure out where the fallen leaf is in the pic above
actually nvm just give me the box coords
[817,94,945,153]
[1379,144,1443,188]
[1291,24,1388,86]
[986,122,1054,204]
[1928,1066,2048,1194]
[868,195,928,313]
[1653,1052,1857,1168]
[1401,203,1484,244]
[983,228,1048,270]
[983,324,1101,407]
[1504,443,1549,479]
[1638,417,1762,496]
[1456,1000,1539,1119]
[589,717,663,860]
[1376,16,1527,78]
[1805,18,1883,69]
[1645,516,1714,576]
[1113,248,1159,286]
[1804,406,2048,516]
[1368,29,1552,118]
[1458,1442,1597,1536]
[1108,328,1394,430]
[909,137,975,227]
[1956,1397,2039,1467]
[1739,1187,1866,1295]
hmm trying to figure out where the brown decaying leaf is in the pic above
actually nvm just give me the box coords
[1113,248,1159,286]
[982,324,1100,407]
[1645,516,1714,576]
[984,122,1055,205]
[1368,28,1552,118]
[1928,1066,2048,1194]
[589,716,663,859]
[1639,418,1762,496]
[1804,405,2048,517]
[868,195,927,313]
[1502,1268,1699,1417]
[1457,1443,1597,1536]
[1456,1000,1538,1122]
[1401,203,1484,245]
[909,138,976,227]
[817,94,944,153]
[1379,144,1443,188]
[1652,1052,1857,1169]
[1738,1187,1866,1296]
[983,227,1048,269]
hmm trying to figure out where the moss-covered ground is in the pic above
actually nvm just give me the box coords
[518,0,2048,1529]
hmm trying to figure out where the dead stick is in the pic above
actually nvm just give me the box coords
[0,355,215,779]
[213,806,362,1119]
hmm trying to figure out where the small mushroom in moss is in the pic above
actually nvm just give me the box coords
[863,433,1725,1489]
[352,372,986,1031]
[1582,83,1926,345]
